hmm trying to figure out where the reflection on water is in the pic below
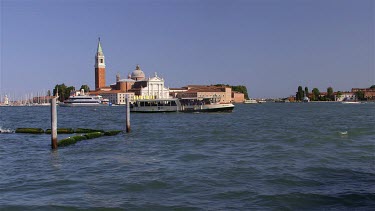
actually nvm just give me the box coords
[50,150,61,170]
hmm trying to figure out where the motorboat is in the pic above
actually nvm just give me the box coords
[244,99,258,104]
[60,95,105,107]
[60,89,105,107]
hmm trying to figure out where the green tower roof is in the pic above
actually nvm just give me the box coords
[97,38,103,53]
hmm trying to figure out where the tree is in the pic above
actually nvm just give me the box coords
[80,84,90,93]
[327,87,333,101]
[312,88,320,101]
[370,85,375,89]
[53,84,75,102]
[296,86,304,101]
[355,91,365,101]
[304,87,309,97]
[47,90,51,96]
[336,91,342,101]
[231,85,249,100]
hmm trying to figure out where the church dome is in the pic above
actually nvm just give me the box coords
[131,64,145,81]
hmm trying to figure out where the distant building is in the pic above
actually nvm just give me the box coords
[100,91,135,105]
[288,95,296,102]
[176,85,232,103]
[334,92,356,101]
[231,91,245,103]
[352,88,375,100]
[169,88,188,98]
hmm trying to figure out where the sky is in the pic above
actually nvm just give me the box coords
[0,0,374,99]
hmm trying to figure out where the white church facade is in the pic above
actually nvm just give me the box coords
[130,68,171,100]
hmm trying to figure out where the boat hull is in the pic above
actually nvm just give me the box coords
[130,106,179,113]
[181,104,235,112]
[60,103,106,107]
[342,101,361,104]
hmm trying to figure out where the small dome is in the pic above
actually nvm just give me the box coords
[131,64,145,81]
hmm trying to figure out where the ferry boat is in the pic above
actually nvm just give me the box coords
[130,99,180,113]
[130,97,235,113]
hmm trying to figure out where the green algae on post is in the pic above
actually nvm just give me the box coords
[104,130,122,136]
[45,128,74,134]
[15,128,44,134]
[57,135,88,147]
[75,128,105,133]
[84,132,103,139]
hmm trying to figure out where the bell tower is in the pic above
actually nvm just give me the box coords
[95,38,106,90]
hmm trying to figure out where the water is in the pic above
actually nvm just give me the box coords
[0,103,374,210]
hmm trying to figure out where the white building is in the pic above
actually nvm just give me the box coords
[141,73,170,99]
[100,92,135,105]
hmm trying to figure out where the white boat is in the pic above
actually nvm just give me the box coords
[180,97,235,112]
[303,96,310,102]
[244,99,258,104]
[61,95,105,107]
[258,99,266,103]
[342,101,361,104]
[60,89,107,107]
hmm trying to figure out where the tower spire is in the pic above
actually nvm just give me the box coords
[97,37,103,54]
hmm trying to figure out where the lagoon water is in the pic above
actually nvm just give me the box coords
[0,103,374,210]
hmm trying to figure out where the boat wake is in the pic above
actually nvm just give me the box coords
[0,127,14,133]
[339,131,348,135]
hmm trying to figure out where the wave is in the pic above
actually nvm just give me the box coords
[0,126,14,133]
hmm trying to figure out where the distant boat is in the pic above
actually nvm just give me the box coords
[258,99,266,103]
[342,101,361,104]
[303,96,310,103]
[244,99,258,104]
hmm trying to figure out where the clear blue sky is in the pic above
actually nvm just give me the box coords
[1,0,374,98]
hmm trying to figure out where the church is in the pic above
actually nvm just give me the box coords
[89,39,170,104]
[89,39,243,104]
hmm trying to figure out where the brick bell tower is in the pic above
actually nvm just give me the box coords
[95,38,106,90]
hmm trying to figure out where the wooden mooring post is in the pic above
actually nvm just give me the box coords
[51,97,58,149]
[126,95,131,133]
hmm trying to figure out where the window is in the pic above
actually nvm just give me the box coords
[100,59,103,63]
